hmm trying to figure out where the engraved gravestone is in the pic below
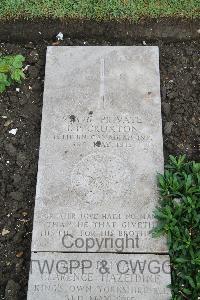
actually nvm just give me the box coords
[31,46,167,253]
[28,46,171,300]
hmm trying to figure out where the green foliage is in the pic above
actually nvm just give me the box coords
[0,54,25,93]
[0,0,199,21]
[152,155,200,299]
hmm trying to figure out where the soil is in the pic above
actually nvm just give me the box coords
[0,18,200,42]
[0,36,199,300]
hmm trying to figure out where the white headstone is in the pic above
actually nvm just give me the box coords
[28,46,171,300]
[32,46,166,253]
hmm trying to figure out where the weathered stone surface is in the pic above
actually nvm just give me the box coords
[27,252,171,300]
[32,46,166,252]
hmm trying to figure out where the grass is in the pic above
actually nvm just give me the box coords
[152,155,200,300]
[0,0,199,21]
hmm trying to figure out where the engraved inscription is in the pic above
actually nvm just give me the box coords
[28,253,171,300]
[53,113,152,150]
